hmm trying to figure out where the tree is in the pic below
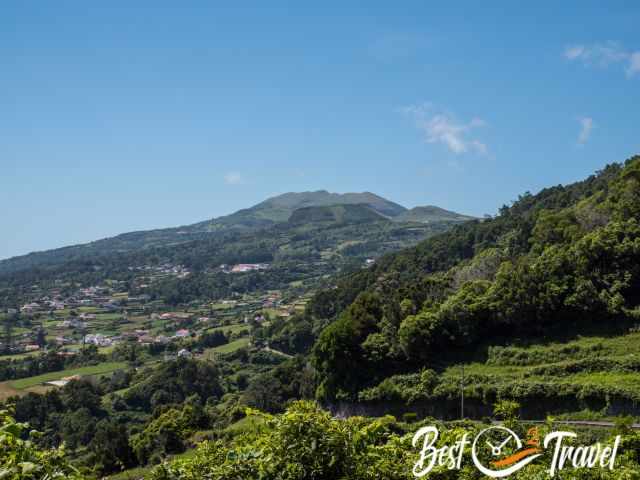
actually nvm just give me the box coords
[2,315,14,354]
[59,408,96,451]
[242,374,285,413]
[89,419,136,474]
[131,409,187,465]
[197,331,227,348]
[123,358,223,410]
[35,328,47,349]
[312,293,383,400]
[61,380,103,415]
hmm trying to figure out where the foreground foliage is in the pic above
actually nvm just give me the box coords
[149,401,414,480]
[3,400,640,479]
[0,409,82,479]
[149,401,640,480]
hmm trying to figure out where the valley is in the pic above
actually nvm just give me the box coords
[0,191,477,478]
[4,159,640,479]
[5,4,640,478]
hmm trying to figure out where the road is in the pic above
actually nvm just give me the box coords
[484,419,640,430]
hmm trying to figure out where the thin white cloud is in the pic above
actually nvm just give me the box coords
[564,45,586,60]
[577,117,594,145]
[563,42,627,66]
[224,172,243,185]
[627,52,640,77]
[401,103,489,155]
[564,42,640,77]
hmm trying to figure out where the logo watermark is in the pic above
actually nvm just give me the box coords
[412,425,621,478]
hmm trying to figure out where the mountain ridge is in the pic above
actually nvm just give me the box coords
[287,204,390,225]
[190,190,408,231]
[0,190,473,275]
[392,205,477,224]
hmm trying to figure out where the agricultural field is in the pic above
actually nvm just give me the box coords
[204,337,250,358]
[442,332,640,377]
[0,362,129,401]
[9,362,127,390]
[206,322,249,336]
[432,331,640,419]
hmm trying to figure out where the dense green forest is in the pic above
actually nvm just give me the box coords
[308,156,640,413]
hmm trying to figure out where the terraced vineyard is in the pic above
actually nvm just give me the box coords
[356,331,640,421]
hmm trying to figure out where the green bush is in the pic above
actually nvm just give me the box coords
[0,409,83,479]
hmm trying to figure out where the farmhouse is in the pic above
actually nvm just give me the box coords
[84,333,112,347]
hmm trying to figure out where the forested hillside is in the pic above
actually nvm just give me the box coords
[0,191,414,276]
[309,156,640,414]
[0,189,475,311]
[0,212,464,309]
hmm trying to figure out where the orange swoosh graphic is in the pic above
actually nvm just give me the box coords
[492,448,541,468]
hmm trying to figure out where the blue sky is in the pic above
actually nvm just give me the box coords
[2,1,639,260]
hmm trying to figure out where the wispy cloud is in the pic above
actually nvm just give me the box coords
[628,52,640,77]
[564,45,587,61]
[400,103,488,155]
[224,172,244,185]
[564,42,640,77]
[577,117,594,145]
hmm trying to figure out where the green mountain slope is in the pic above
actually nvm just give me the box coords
[0,204,472,307]
[393,205,477,223]
[288,204,389,225]
[309,156,640,416]
[0,191,464,276]
[261,190,407,217]
[194,190,407,230]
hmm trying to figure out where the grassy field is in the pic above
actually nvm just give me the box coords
[9,362,127,389]
[105,467,153,480]
[0,382,56,401]
[11,326,31,335]
[106,466,152,480]
[210,302,235,310]
[77,306,101,313]
[442,332,640,372]
[106,447,199,479]
[208,323,249,335]
[434,332,640,412]
[0,350,40,361]
[223,415,266,435]
[204,338,250,358]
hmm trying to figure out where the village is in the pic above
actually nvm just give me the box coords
[0,261,305,372]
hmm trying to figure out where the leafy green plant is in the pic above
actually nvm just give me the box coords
[0,409,82,479]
